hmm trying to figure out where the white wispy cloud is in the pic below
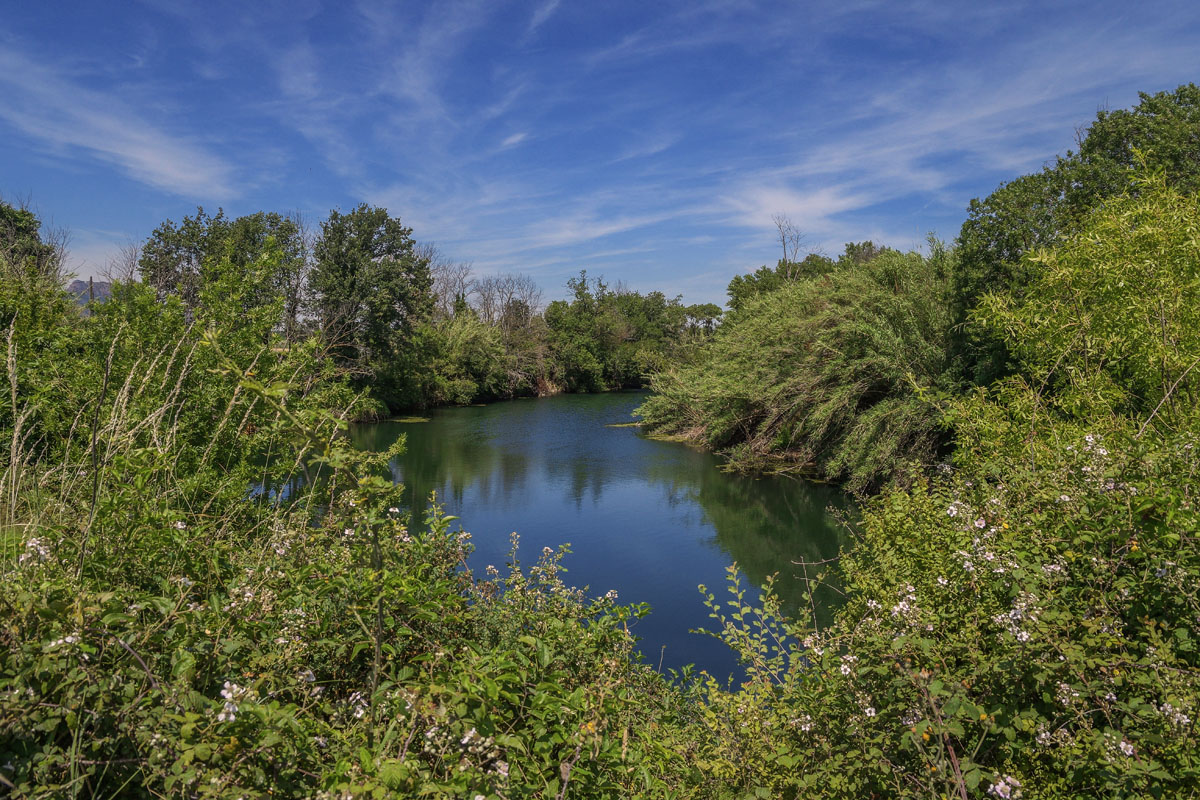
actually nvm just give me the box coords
[0,45,236,198]
[527,0,561,34]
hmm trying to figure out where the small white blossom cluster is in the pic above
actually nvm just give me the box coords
[277,607,310,650]
[217,680,252,723]
[47,634,80,648]
[222,584,256,612]
[1068,433,1141,496]
[839,654,858,676]
[955,520,1018,578]
[422,721,508,782]
[1055,682,1080,708]
[223,570,277,616]
[890,585,921,626]
[802,634,825,657]
[19,537,51,566]
[1040,560,1066,577]
[1159,701,1192,728]
[868,584,935,634]
[347,690,368,720]
[992,591,1040,643]
[1101,732,1136,760]
[987,775,1022,799]
[790,714,814,732]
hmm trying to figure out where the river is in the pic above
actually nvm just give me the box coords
[350,391,847,680]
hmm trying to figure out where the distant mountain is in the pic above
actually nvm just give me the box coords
[67,279,112,304]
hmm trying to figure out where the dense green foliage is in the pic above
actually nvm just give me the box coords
[955,83,1200,383]
[732,173,1200,797]
[639,242,958,492]
[541,272,714,394]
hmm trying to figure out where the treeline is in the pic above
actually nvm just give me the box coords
[638,84,1200,493]
[124,203,719,415]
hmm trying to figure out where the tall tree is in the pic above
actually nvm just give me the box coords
[138,207,230,307]
[309,204,433,406]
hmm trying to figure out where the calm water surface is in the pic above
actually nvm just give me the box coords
[351,392,847,679]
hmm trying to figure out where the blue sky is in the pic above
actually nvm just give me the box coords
[2,1,1199,305]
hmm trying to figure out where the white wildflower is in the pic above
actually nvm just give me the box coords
[988,775,1022,799]
[19,537,52,565]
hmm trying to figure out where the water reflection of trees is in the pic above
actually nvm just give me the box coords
[350,416,532,517]
[644,453,849,621]
[350,395,643,516]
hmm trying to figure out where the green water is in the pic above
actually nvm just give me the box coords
[351,391,847,679]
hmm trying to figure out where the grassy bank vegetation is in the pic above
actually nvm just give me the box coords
[2,85,1200,798]
[637,240,957,493]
